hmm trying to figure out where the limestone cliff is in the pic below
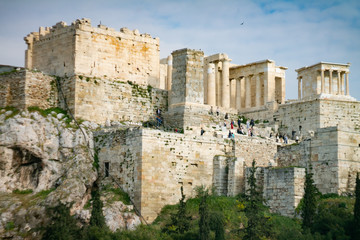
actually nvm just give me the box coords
[0,108,140,239]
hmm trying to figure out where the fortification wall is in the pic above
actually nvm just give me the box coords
[0,69,56,110]
[94,128,143,211]
[275,127,360,194]
[74,23,160,86]
[276,99,321,137]
[25,19,160,87]
[25,21,76,77]
[245,167,305,217]
[72,77,167,124]
[0,70,26,109]
[96,127,278,222]
[338,129,360,193]
[319,99,360,131]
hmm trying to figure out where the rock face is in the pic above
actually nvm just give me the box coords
[0,109,140,239]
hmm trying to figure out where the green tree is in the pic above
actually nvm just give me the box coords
[89,184,106,228]
[301,167,319,231]
[243,160,273,240]
[353,173,360,239]
[165,186,191,234]
[209,211,225,240]
[197,186,210,240]
[42,204,81,240]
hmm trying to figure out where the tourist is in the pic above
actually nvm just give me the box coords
[201,128,205,136]
[295,135,299,143]
[231,119,234,129]
[237,118,241,128]
[225,113,229,119]
[250,118,255,127]
[228,130,232,138]
[284,134,288,144]
[210,106,213,115]
[246,120,250,129]
[216,107,219,116]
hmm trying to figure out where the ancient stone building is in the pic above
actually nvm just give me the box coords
[1,18,359,222]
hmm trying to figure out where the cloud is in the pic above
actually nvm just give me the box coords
[0,0,359,100]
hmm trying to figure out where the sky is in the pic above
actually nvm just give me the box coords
[1,0,359,100]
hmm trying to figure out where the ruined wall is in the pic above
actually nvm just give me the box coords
[0,70,26,109]
[0,69,56,110]
[73,77,167,124]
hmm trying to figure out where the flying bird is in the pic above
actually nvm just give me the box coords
[240,22,244,25]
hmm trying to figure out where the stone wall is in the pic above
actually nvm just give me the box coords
[25,18,160,87]
[71,77,168,124]
[276,99,321,137]
[275,127,360,194]
[276,99,360,138]
[96,127,278,222]
[95,127,143,211]
[319,99,360,131]
[0,69,56,110]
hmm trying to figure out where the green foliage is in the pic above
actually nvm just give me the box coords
[34,188,55,199]
[209,211,225,240]
[42,204,81,240]
[5,221,15,231]
[197,186,210,240]
[1,106,20,120]
[89,185,106,228]
[312,198,353,239]
[301,167,320,230]
[243,160,273,240]
[12,189,33,194]
[353,173,360,239]
[0,69,17,75]
[164,186,191,234]
[102,185,132,205]
[115,224,173,240]
[93,148,99,170]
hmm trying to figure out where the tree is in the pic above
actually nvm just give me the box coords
[353,173,360,239]
[89,184,106,228]
[243,160,273,240]
[301,166,319,231]
[197,186,210,240]
[42,204,81,240]
[209,211,225,240]
[165,186,191,234]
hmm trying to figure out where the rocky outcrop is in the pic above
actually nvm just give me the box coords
[0,109,140,239]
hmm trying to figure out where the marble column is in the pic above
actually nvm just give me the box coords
[221,59,230,108]
[329,69,333,94]
[255,74,261,107]
[245,75,251,108]
[321,69,324,93]
[167,55,173,91]
[346,72,349,95]
[236,77,242,110]
[337,71,341,94]
[214,61,221,106]
[340,72,344,94]
[298,77,301,99]
[207,63,216,106]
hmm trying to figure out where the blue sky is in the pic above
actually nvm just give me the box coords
[1,0,359,100]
